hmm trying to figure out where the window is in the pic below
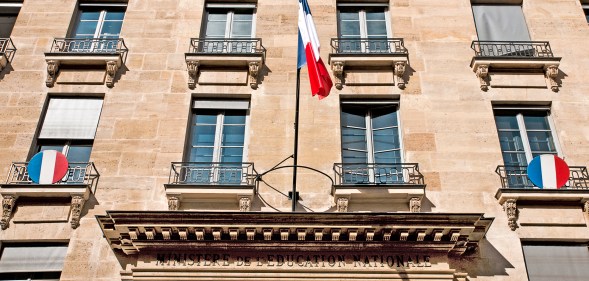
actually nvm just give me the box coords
[340,102,402,183]
[494,108,559,167]
[0,243,68,281]
[0,3,20,38]
[185,100,249,184]
[69,4,125,52]
[472,5,530,42]
[583,5,589,24]
[337,4,389,52]
[35,98,103,183]
[522,243,589,281]
[200,3,255,53]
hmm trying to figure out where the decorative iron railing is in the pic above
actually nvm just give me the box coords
[188,38,266,56]
[0,38,16,63]
[168,162,256,186]
[330,38,408,54]
[471,41,554,58]
[4,162,100,189]
[333,163,424,186]
[48,38,128,55]
[495,165,589,189]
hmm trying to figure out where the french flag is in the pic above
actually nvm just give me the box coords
[527,155,570,189]
[297,0,333,99]
[27,150,69,184]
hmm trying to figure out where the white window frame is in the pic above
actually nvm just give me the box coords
[494,107,562,164]
[204,4,257,39]
[75,4,126,39]
[337,3,392,38]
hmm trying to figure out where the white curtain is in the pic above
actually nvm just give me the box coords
[472,5,531,41]
[523,244,589,281]
[0,245,68,272]
[39,98,103,139]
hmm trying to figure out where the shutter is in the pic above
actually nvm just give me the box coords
[523,244,589,281]
[0,245,68,272]
[472,5,531,41]
[39,98,103,139]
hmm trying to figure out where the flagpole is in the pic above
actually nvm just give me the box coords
[292,67,301,212]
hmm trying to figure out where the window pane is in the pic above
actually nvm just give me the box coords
[502,152,527,166]
[191,125,216,146]
[494,115,518,130]
[372,107,397,129]
[220,147,243,163]
[339,21,360,37]
[222,125,245,147]
[74,21,98,37]
[497,131,525,152]
[341,107,366,128]
[373,128,400,152]
[79,11,101,21]
[99,21,122,37]
[342,150,368,164]
[195,113,217,124]
[339,11,359,21]
[527,131,556,153]
[104,11,125,21]
[66,145,92,163]
[366,21,387,36]
[523,114,550,130]
[365,10,385,21]
[189,147,214,162]
[233,12,253,21]
[0,15,17,38]
[223,112,246,124]
[206,21,227,37]
[374,150,401,163]
[341,127,367,151]
[231,21,252,37]
[40,145,65,153]
[207,12,228,21]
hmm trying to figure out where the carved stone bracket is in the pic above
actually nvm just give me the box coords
[503,199,518,231]
[168,196,180,211]
[545,65,559,92]
[584,201,589,215]
[1,195,17,230]
[336,197,349,212]
[409,197,421,213]
[394,61,406,89]
[186,61,199,89]
[239,197,251,212]
[70,195,86,229]
[475,64,489,91]
[331,61,344,90]
[45,60,59,87]
[105,60,119,88]
[248,61,260,89]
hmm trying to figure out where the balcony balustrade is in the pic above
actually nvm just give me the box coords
[471,41,554,58]
[332,163,426,212]
[328,38,409,89]
[165,162,257,211]
[48,38,128,55]
[0,38,16,72]
[495,165,589,190]
[185,38,266,89]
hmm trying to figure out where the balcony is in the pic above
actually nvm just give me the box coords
[184,38,266,89]
[0,38,16,72]
[494,165,589,231]
[328,38,409,89]
[44,38,128,87]
[332,163,426,212]
[164,162,257,211]
[470,41,561,91]
[0,162,100,229]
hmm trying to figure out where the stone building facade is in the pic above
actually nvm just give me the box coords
[0,0,589,280]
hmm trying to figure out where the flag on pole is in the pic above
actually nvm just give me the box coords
[297,0,333,99]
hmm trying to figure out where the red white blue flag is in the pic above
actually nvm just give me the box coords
[297,0,333,99]
[527,155,570,189]
[27,150,69,184]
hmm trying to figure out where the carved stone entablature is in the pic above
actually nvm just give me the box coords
[105,60,119,88]
[410,197,421,213]
[503,199,518,231]
[1,195,17,230]
[545,64,559,92]
[475,64,489,91]
[394,61,406,89]
[336,197,348,212]
[248,61,260,89]
[97,211,493,256]
[46,60,59,87]
[70,195,86,229]
[239,197,251,212]
[186,60,199,89]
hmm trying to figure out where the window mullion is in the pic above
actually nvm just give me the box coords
[517,113,533,164]
[212,112,224,163]
[366,110,375,163]
[95,10,107,38]
[226,10,233,38]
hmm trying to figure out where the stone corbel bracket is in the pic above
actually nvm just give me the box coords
[70,194,86,229]
[503,199,518,231]
[1,195,17,230]
[475,64,489,91]
[470,58,561,92]
[331,61,344,90]
[394,61,407,89]
[184,58,263,90]
[44,55,124,88]
[186,60,199,89]
[329,58,408,90]
[545,64,559,92]
[105,60,121,88]
[45,60,60,87]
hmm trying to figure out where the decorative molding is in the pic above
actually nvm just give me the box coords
[503,199,518,231]
[336,197,348,212]
[248,61,260,89]
[475,64,489,91]
[186,61,199,89]
[105,60,119,88]
[394,61,406,89]
[410,197,421,213]
[239,197,251,212]
[70,195,86,229]
[45,60,59,87]
[331,61,344,90]
[167,196,179,211]
[545,65,559,92]
[1,195,17,230]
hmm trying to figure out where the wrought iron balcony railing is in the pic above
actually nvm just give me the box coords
[4,162,100,189]
[471,41,554,58]
[188,38,266,56]
[0,38,16,62]
[496,165,589,189]
[333,163,424,186]
[330,38,408,55]
[168,162,256,186]
[48,38,128,55]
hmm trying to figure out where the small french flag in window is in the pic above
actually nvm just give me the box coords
[527,155,570,189]
[27,150,69,184]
